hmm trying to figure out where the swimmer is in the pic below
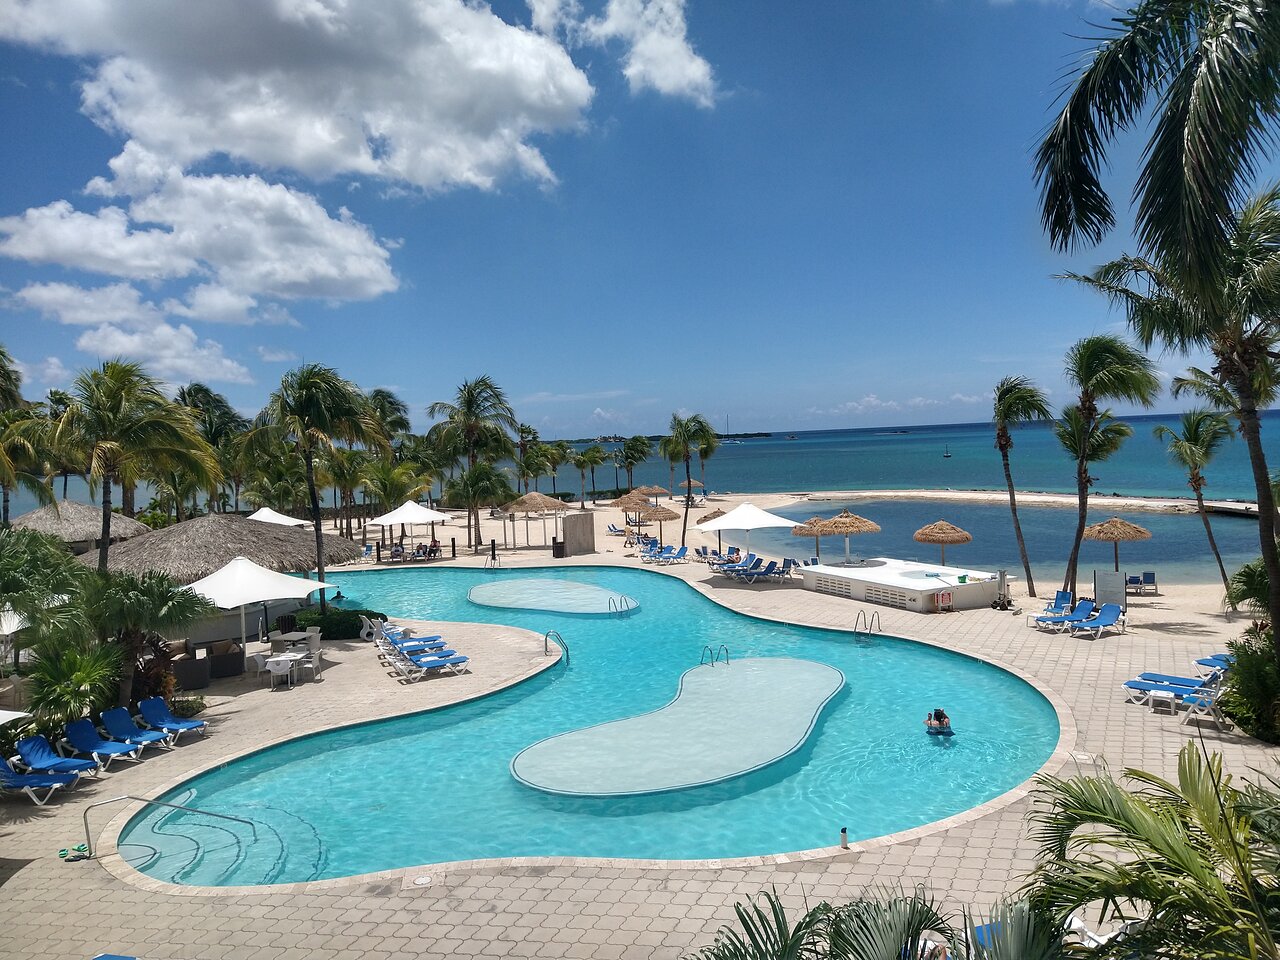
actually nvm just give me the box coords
[924,708,952,734]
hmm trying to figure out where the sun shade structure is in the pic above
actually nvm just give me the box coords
[187,556,335,658]
[92,513,360,582]
[247,506,309,527]
[1084,516,1152,572]
[367,501,452,527]
[0,709,30,729]
[504,492,569,546]
[816,510,881,566]
[677,479,703,488]
[635,485,668,496]
[641,505,680,542]
[696,502,799,554]
[913,520,973,565]
[11,499,150,545]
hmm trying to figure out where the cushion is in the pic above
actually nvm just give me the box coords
[210,640,238,657]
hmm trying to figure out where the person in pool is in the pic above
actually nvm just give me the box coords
[924,708,951,733]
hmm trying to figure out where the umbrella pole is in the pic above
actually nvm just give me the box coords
[814,536,820,561]
[1114,541,1119,572]
[844,534,850,566]
[941,545,946,566]
[239,604,247,675]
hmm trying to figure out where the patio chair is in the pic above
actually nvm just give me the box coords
[1030,600,1095,632]
[265,658,295,689]
[61,718,144,770]
[1182,693,1233,729]
[1068,603,1125,640]
[100,708,172,751]
[137,697,208,742]
[0,758,77,805]
[1141,571,1158,594]
[247,652,269,684]
[13,734,100,778]
[1125,574,1142,594]
[1042,590,1072,615]
[735,560,778,583]
[661,546,687,564]
[777,558,798,579]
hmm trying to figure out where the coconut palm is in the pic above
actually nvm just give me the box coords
[367,387,411,440]
[662,413,717,545]
[697,432,720,491]
[445,462,515,547]
[26,638,120,730]
[1155,410,1236,597]
[621,435,652,490]
[541,440,572,496]
[243,450,309,514]
[517,447,547,494]
[516,423,539,492]
[0,343,22,412]
[0,528,90,673]
[176,382,249,511]
[570,449,592,509]
[993,376,1053,598]
[324,446,367,538]
[42,389,82,500]
[426,376,518,469]
[1028,742,1280,960]
[1055,406,1133,594]
[1034,2,1280,305]
[0,406,52,526]
[1059,337,1159,594]
[253,364,385,610]
[581,444,607,505]
[53,361,218,572]
[360,458,431,543]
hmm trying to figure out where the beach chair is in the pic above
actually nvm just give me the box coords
[61,719,144,770]
[661,546,688,564]
[719,556,761,578]
[1122,674,1217,707]
[1141,571,1157,594]
[357,615,377,642]
[137,697,209,743]
[1125,574,1142,594]
[361,544,373,559]
[1042,590,1072,615]
[0,758,77,805]
[1068,603,1125,639]
[713,552,755,572]
[1030,600,1095,632]
[1182,693,1232,729]
[736,560,778,583]
[13,735,100,778]
[101,708,172,751]
[777,558,798,579]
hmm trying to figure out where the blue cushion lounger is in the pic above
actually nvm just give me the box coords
[138,697,208,743]
[720,556,762,577]
[0,758,78,805]
[1032,600,1095,631]
[1068,602,1125,639]
[410,650,458,663]
[1043,590,1072,615]
[1122,677,1215,707]
[62,718,143,770]
[1138,669,1223,688]
[393,639,447,655]
[1182,693,1233,729]
[101,708,172,751]
[736,560,778,583]
[394,654,469,681]
[390,635,443,648]
[661,546,688,564]
[710,551,751,570]
[14,735,99,778]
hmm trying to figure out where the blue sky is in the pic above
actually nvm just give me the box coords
[0,1,1187,437]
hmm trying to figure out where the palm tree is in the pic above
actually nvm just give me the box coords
[176,382,249,511]
[360,458,431,543]
[27,637,120,730]
[1028,742,1280,960]
[570,450,591,509]
[53,361,218,571]
[325,447,367,538]
[1055,406,1133,595]
[541,440,572,496]
[1059,337,1159,594]
[516,423,539,492]
[1155,409,1236,597]
[581,444,607,504]
[1034,3,1280,306]
[993,376,1053,598]
[254,364,384,611]
[445,462,515,547]
[517,447,547,495]
[426,376,518,469]
[697,432,720,491]
[1069,188,1280,634]
[0,406,52,525]
[43,389,81,500]
[243,450,309,514]
[662,413,716,545]
[621,435,652,490]
[367,387,411,439]
[0,344,22,412]
[0,527,91,672]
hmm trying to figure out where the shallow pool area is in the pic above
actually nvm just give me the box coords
[119,566,1060,886]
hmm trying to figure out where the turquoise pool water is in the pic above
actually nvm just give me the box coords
[119,567,1060,886]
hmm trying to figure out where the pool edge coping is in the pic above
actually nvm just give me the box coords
[93,561,1077,897]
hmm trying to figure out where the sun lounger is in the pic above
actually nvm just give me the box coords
[409,649,458,661]
[137,697,208,743]
[1122,675,1217,707]
[1182,693,1232,729]
[777,558,798,579]
[101,708,172,751]
[0,758,78,805]
[661,546,688,564]
[61,719,144,769]
[1068,602,1125,639]
[1141,571,1157,594]
[1137,669,1222,688]
[393,653,470,681]
[1043,590,1072,615]
[720,557,763,578]
[388,639,447,656]
[736,560,778,583]
[14,735,100,778]
[1030,600,1095,631]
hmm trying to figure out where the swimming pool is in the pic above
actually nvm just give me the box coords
[119,566,1060,886]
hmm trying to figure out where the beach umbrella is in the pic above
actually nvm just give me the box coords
[504,492,567,546]
[1084,516,1152,572]
[696,502,798,555]
[91,513,360,582]
[791,516,829,561]
[612,492,653,533]
[913,520,972,566]
[677,478,703,507]
[247,506,309,527]
[635,484,668,504]
[368,500,452,546]
[11,499,150,548]
[816,509,881,566]
[701,508,727,551]
[641,505,680,544]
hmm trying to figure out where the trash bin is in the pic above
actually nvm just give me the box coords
[552,540,566,559]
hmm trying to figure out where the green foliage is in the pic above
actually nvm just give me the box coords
[1221,628,1280,743]
[170,696,206,719]
[25,637,120,731]
[292,607,386,640]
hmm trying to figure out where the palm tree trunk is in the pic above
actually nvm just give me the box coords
[1000,448,1036,597]
[579,471,586,509]
[61,472,69,500]
[302,446,327,612]
[116,632,141,706]
[1193,485,1231,601]
[589,466,597,505]
[626,465,634,490]
[1063,456,1088,596]
[98,474,113,572]
[1232,370,1280,646]
[680,457,692,545]
[1,483,8,526]
[668,463,674,498]
[122,481,136,517]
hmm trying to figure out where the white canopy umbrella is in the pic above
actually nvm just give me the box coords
[187,556,335,669]
[0,709,30,728]
[247,506,309,527]
[368,501,451,527]
[695,502,799,555]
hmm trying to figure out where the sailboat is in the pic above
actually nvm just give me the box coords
[723,414,743,443]
[943,444,952,459]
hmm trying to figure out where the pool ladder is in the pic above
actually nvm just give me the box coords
[484,554,502,570]
[81,795,257,858]
[700,644,730,666]
[853,610,881,634]
[544,630,569,666]
[607,595,637,617]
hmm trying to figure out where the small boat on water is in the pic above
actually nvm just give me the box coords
[785,435,798,440]
[943,445,952,459]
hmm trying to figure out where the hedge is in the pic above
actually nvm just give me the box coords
[289,607,387,640]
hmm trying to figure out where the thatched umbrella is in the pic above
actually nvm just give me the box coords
[641,504,680,544]
[90,513,360,582]
[678,479,704,488]
[12,499,150,548]
[791,516,829,561]
[612,492,653,533]
[635,484,668,503]
[1084,516,1152,572]
[817,509,881,566]
[913,520,972,566]
[701,507,727,551]
[504,491,568,546]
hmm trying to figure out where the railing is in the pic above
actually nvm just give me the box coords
[853,610,882,634]
[607,595,637,616]
[484,554,502,569]
[544,630,569,665]
[716,644,730,664]
[82,795,257,858]
[700,644,731,666]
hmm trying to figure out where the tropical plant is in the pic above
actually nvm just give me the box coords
[0,405,52,526]
[52,360,218,571]
[993,376,1053,597]
[444,462,515,547]
[366,387,411,439]
[1154,409,1236,597]
[1027,742,1280,960]
[541,439,572,496]
[252,364,384,610]
[0,343,21,412]
[42,388,82,500]
[570,449,592,509]
[176,382,250,511]
[243,450,309,514]
[1221,624,1280,742]
[697,431,720,491]
[426,375,517,469]
[1058,337,1158,594]
[581,444,607,505]
[516,423,539,492]
[360,457,431,543]
[25,637,120,731]
[0,528,90,665]
[660,413,716,545]
[620,435,652,490]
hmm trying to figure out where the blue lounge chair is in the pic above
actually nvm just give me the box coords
[721,557,763,578]
[1042,590,1072,615]
[1197,654,1235,672]
[1138,668,1223,687]
[138,697,209,743]
[101,708,172,751]
[736,560,778,583]
[392,639,447,655]
[716,553,757,572]
[1069,603,1125,639]
[1183,693,1232,729]
[62,718,143,769]
[410,649,458,662]
[1123,675,1217,707]
[14,735,99,778]
[390,634,442,648]
[709,550,747,570]
[1031,600,1095,632]
[1141,571,1158,594]
[395,654,469,681]
[662,546,688,564]
[0,758,77,805]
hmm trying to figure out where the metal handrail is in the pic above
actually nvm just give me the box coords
[485,554,502,569]
[700,645,715,666]
[716,644,730,664]
[853,610,866,632]
[869,612,881,633]
[82,795,257,858]
[544,630,569,665]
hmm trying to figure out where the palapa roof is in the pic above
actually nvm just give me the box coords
[1083,517,1152,543]
[635,484,668,495]
[816,509,881,536]
[677,479,704,488]
[504,492,567,514]
[640,505,680,522]
[791,515,827,536]
[913,520,973,545]
[88,512,360,582]
[611,492,653,511]
[11,499,151,543]
[701,508,728,524]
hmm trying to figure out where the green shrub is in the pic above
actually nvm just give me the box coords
[170,696,206,718]
[289,607,387,640]
[1220,627,1280,743]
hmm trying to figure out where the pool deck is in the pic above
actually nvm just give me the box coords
[0,536,1269,959]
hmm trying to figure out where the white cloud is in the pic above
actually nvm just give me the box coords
[810,394,902,417]
[591,406,619,422]
[257,346,299,363]
[906,396,941,408]
[33,355,70,385]
[15,281,163,327]
[76,321,251,385]
[950,392,984,404]
[584,0,715,107]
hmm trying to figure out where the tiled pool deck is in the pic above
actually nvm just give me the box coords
[0,551,1268,959]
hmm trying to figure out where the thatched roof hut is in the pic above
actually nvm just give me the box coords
[913,520,972,565]
[12,499,150,549]
[89,513,360,582]
[505,492,567,514]
[1084,516,1152,572]
[816,509,881,565]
